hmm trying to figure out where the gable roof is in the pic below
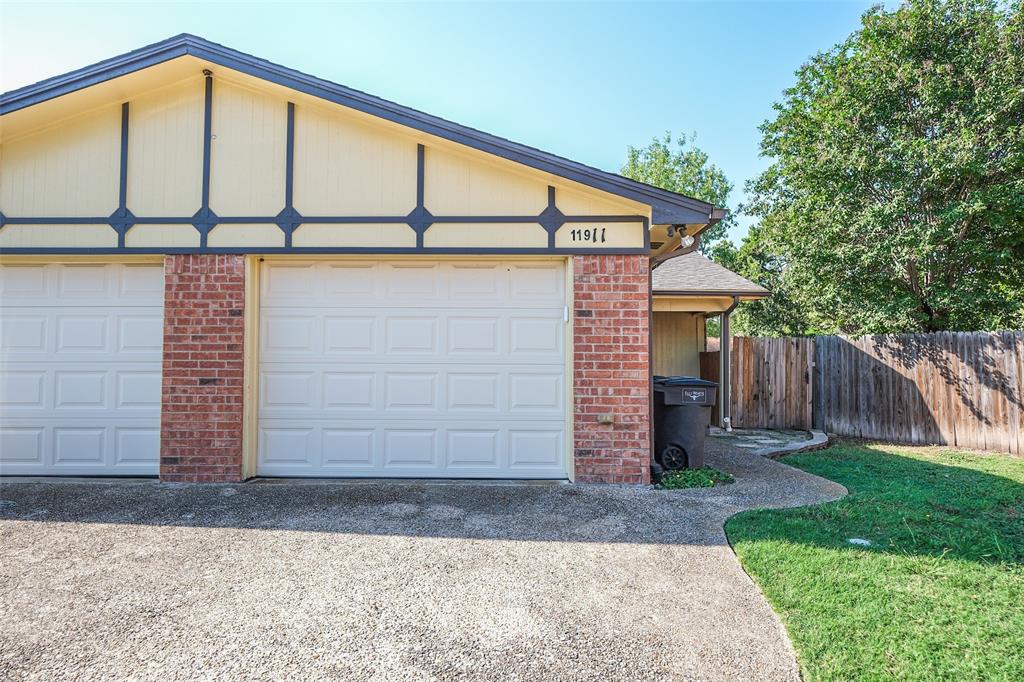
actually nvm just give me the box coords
[0,34,715,226]
[652,251,769,297]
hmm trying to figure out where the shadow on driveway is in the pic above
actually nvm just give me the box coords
[0,440,845,681]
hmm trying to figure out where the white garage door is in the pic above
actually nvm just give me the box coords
[258,259,568,478]
[0,263,164,476]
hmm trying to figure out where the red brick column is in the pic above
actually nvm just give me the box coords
[572,254,651,484]
[160,255,246,482]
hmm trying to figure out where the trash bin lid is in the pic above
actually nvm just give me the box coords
[653,375,717,387]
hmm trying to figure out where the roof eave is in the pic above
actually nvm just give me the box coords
[653,290,770,298]
[1,34,715,224]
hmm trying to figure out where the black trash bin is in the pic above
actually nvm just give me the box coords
[652,376,718,472]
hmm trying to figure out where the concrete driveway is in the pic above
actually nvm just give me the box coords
[0,441,844,681]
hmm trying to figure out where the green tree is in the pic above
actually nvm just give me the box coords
[709,232,819,336]
[621,133,735,249]
[746,0,1024,334]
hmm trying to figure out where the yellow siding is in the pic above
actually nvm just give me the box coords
[554,222,645,249]
[0,57,207,141]
[207,224,285,247]
[125,224,200,248]
[127,78,205,216]
[293,103,417,216]
[205,223,284,246]
[291,223,416,248]
[653,296,734,313]
[0,224,117,248]
[555,183,642,216]
[0,59,663,252]
[210,81,287,216]
[424,223,547,248]
[424,146,548,216]
[0,106,120,217]
[653,312,703,376]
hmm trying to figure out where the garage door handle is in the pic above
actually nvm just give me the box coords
[564,306,569,323]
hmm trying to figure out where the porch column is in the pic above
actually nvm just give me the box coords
[719,296,740,430]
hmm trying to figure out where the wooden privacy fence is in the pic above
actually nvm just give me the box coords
[701,331,1023,455]
[814,332,1022,454]
[699,337,815,430]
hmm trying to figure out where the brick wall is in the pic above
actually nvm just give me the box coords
[160,255,246,482]
[572,254,651,484]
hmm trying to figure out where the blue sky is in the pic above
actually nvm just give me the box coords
[1,1,884,241]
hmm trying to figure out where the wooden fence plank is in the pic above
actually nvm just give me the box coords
[723,331,1022,454]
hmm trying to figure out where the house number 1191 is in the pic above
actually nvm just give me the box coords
[570,227,606,243]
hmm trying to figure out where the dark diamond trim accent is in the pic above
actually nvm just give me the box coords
[276,206,303,233]
[108,207,136,232]
[406,205,434,235]
[191,207,220,234]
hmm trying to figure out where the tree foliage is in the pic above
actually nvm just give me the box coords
[621,133,735,249]
[745,0,1024,334]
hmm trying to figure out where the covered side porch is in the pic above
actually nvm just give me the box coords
[651,252,769,428]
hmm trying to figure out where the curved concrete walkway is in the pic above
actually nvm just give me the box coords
[0,440,845,681]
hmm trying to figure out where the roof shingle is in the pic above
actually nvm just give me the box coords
[652,252,769,296]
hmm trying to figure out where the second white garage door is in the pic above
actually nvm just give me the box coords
[0,263,164,476]
[257,259,568,478]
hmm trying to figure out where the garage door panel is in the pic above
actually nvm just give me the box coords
[0,263,162,476]
[384,317,438,354]
[117,315,163,353]
[259,364,563,419]
[323,429,375,467]
[258,258,567,479]
[258,420,566,477]
[0,428,45,465]
[324,372,375,409]
[383,430,438,467]
[1,365,160,416]
[1,315,48,354]
[385,263,442,298]
[324,316,376,353]
[2,310,162,362]
[116,371,162,408]
[0,371,46,408]
[509,430,563,468]
[509,264,564,298]
[1,263,162,307]
[114,428,160,464]
[260,260,564,309]
[261,309,562,365]
[446,373,500,412]
[446,430,500,467]
[384,372,439,411]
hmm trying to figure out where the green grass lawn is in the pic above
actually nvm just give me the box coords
[726,443,1024,681]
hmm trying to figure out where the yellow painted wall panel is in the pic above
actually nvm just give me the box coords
[424,223,547,248]
[424,147,548,216]
[210,81,286,215]
[0,106,120,217]
[652,312,701,376]
[127,78,204,216]
[555,222,644,249]
[0,224,117,248]
[124,224,200,248]
[207,224,285,247]
[555,184,642,216]
[291,223,416,248]
[653,296,733,313]
[293,104,417,216]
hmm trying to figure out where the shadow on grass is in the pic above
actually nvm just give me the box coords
[728,444,1024,565]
